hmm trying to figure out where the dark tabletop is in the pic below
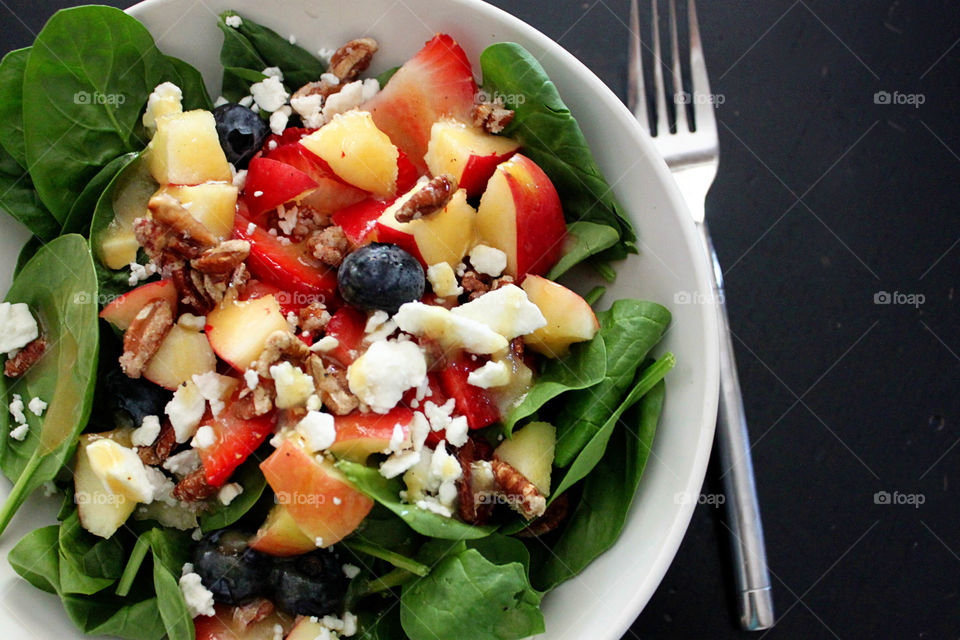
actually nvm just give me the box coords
[3,1,959,638]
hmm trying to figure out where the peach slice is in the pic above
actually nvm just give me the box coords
[376,184,477,267]
[424,120,520,197]
[520,275,599,358]
[250,504,317,557]
[205,294,291,371]
[99,279,178,331]
[143,324,217,390]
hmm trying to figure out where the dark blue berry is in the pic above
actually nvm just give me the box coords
[213,104,270,169]
[338,243,425,314]
[193,530,268,605]
[269,548,347,617]
[102,368,171,427]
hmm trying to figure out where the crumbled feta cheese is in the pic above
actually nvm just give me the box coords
[0,303,38,354]
[394,302,508,354]
[416,497,452,517]
[213,96,229,107]
[178,313,206,331]
[191,425,216,449]
[270,361,315,409]
[467,359,511,389]
[469,244,508,277]
[296,410,337,452]
[192,371,235,417]
[218,482,244,506]
[379,450,421,479]
[239,95,254,108]
[444,416,469,447]
[269,104,292,135]
[180,563,216,618]
[8,394,25,425]
[144,465,176,506]
[268,139,279,151]
[431,443,462,483]
[254,190,264,197]
[315,537,325,547]
[333,496,342,505]
[320,72,339,86]
[86,439,154,502]
[361,78,380,102]
[192,527,204,541]
[322,81,366,120]
[410,412,430,450]
[244,369,260,390]
[250,75,289,112]
[165,381,206,443]
[437,478,458,505]
[306,393,323,412]
[286,310,300,331]
[277,203,299,235]
[426,262,463,297]
[288,34,297,45]
[224,14,242,28]
[230,163,248,190]
[365,310,390,334]
[424,398,456,433]
[347,341,427,413]
[27,396,47,417]
[323,615,344,631]
[451,284,546,339]
[9,423,28,441]
[365,319,397,344]
[342,612,358,636]
[309,336,339,353]
[246,222,257,235]
[272,623,284,640]
[387,423,407,453]
[142,82,183,132]
[163,449,201,476]
[132,415,161,447]
[262,66,284,81]
[290,93,325,129]
[128,260,157,286]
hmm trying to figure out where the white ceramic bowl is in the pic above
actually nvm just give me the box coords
[0,1,719,638]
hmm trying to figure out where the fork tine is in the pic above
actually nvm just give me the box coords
[668,0,689,132]
[650,0,670,135]
[687,0,715,133]
[627,0,649,133]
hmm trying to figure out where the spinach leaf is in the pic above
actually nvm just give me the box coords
[553,299,671,466]
[8,524,62,593]
[550,353,674,501]
[503,332,607,434]
[377,66,400,87]
[480,43,636,260]
[0,47,30,168]
[547,221,621,281]
[62,153,138,236]
[358,606,405,640]
[351,503,418,550]
[337,460,495,540]
[343,538,430,577]
[584,285,606,306]
[401,548,544,640]
[534,381,665,591]
[200,455,267,532]
[218,12,327,101]
[14,236,43,277]
[165,55,214,111]
[0,234,100,535]
[153,557,194,640]
[0,144,60,241]
[115,535,150,597]
[58,508,124,595]
[466,534,533,575]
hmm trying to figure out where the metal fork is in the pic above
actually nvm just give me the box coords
[628,0,775,630]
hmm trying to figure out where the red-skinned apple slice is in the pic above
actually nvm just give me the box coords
[328,406,414,463]
[241,155,318,219]
[375,185,477,267]
[331,198,392,246]
[520,275,600,357]
[424,120,520,197]
[263,126,317,149]
[250,504,318,556]
[194,603,294,640]
[476,154,567,278]
[439,356,500,429]
[265,142,369,215]
[260,439,373,547]
[364,34,478,172]
[99,279,178,331]
[322,306,368,366]
[205,293,291,371]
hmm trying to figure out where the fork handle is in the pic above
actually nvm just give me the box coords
[698,222,776,631]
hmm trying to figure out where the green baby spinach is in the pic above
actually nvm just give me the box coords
[0,47,30,169]
[200,455,267,532]
[553,299,671,466]
[62,153,138,237]
[13,237,43,277]
[0,145,60,241]
[480,43,636,262]
[534,381,665,591]
[0,235,100,536]
[547,221,622,281]
[58,508,125,595]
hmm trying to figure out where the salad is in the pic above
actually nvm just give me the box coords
[0,6,674,640]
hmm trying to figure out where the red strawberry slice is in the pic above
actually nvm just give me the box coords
[365,34,477,172]
[396,149,420,193]
[439,356,500,430]
[332,198,393,246]
[265,142,369,215]
[263,126,317,149]
[242,155,317,218]
[323,306,368,366]
[233,212,338,303]
[239,279,303,317]
[200,393,277,487]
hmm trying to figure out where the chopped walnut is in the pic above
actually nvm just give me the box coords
[136,193,217,264]
[459,269,514,301]
[119,299,174,378]
[328,37,379,82]
[306,226,349,268]
[516,492,570,538]
[191,240,251,275]
[472,99,515,134]
[307,355,359,415]
[4,337,46,378]
[456,438,496,525]
[138,421,177,466]
[172,468,218,502]
[255,330,311,377]
[234,383,275,419]
[394,175,458,223]
[492,458,546,520]
[299,302,331,333]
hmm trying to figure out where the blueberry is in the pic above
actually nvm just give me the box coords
[269,548,347,617]
[102,368,171,426]
[213,104,270,169]
[193,530,268,605]
[338,243,425,314]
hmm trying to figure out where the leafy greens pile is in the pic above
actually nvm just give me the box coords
[0,7,671,640]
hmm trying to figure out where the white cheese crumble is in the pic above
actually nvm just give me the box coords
[27,396,47,417]
[132,415,161,447]
[269,104,292,135]
[244,368,260,390]
[232,167,248,190]
[213,96,229,107]
[288,34,297,45]
[270,361,316,409]
[179,563,216,618]
[291,93,325,129]
[165,381,206,443]
[128,260,157,286]
[8,394,25,425]
[191,425,216,449]
[309,336,340,353]
[347,341,427,413]
[239,95,254,108]
[163,449,201,476]
[444,415,469,447]
[379,450,421,479]
[394,302,508,354]
[192,371,235,417]
[322,80,367,121]
[9,423,28,441]
[218,482,244,506]
[277,204,299,235]
[0,303,38,354]
[250,75,289,113]
[467,359,511,389]
[451,284,546,339]
[423,398,456,433]
[426,262,463,297]
[225,14,243,28]
[306,393,323,412]
[410,411,430,450]
[178,313,206,331]
[246,222,257,235]
[469,244,508,277]
[286,309,300,331]
[296,410,337,452]
[262,67,284,81]
[386,423,406,453]
[365,310,390,334]
[142,82,183,133]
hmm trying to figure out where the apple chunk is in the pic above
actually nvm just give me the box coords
[205,294,291,371]
[94,158,157,269]
[328,407,414,463]
[147,110,232,185]
[250,504,318,556]
[143,324,217,390]
[376,184,477,267]
[260,439,373,547]
[494,421,556,496]
[154,183,238,240]
[100,279,178,331]
[520,275,599,357]
[476,154,567,278]
[424,120,520,197]
[74,430,137,539]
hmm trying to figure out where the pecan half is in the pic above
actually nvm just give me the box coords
[516,492,570,538]
[172,468,218,502]
[307,355,359,415]
[394,175,457,223]
[191,240,251,275]
[456,438,496,525]
[4,337,46,378]
[119,299,174,378]
[256,330,311,376]
[472,99,515,134]
[137,193,217,263]
[491,458,546,520]
[460,270,514,301]
[299,302,331,333]
[138,421,177,466]
[306,225,349,268]
[234,383,275,419]
[328,37,379,82]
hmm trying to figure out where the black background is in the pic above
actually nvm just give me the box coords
[2,1,959,638]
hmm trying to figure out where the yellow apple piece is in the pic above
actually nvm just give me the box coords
[153,183,238,240]
[143,324,217,390]
[74,430,138,539]
[205,294,290,371]
[300,110,398,197]
[95,158,158,269]
[147,110,232,185]
[520,275,600,358]
[494,421,556,496]
[376,184,476,267]
[424,119,520,197]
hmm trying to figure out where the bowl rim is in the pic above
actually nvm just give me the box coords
[121,0,721,636]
